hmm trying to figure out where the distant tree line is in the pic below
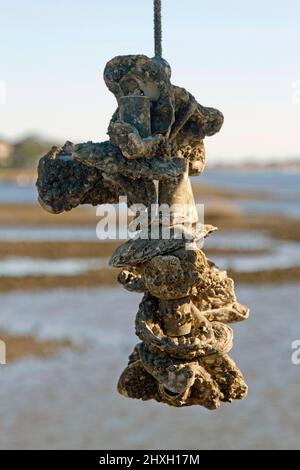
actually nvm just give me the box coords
[0,136,56,169]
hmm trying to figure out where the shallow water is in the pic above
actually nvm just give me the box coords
[0,226,269,248]
[207,233,300,271]
[238,199,300,219]
[0,285,299,450]
[0,182,36,204]
[201,169,300,198]
[0,257,108,277]
[200,170,300,218]
[206,231,271,250]
[0,225,98,242]
[212,242,300,272]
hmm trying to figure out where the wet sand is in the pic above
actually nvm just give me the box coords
[192,182,269,201]
[229,266,300,284]
[0,169,36,183]
[0,268,117,293]
[0,331,73,363]
[1,265,300,293]
[0,203,96,226]
[209,214,300,243]
[0,241,271,259]
[0,241,121,259]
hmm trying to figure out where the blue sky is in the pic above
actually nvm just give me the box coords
[0,0,299,161]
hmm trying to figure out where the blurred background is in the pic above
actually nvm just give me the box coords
[0,0,299,450]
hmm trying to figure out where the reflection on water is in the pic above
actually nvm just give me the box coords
[207,232,300,271]
[238,199,300,219]
[0,182,36,204]
[0,227,271,246]
[206,231,271,250]
[201,170,300,197]
[0,257,108,277]
[213,242,300,272]
[0,286,299,450]
[0,226,97,242]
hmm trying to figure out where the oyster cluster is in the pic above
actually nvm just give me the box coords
[114,238,248,409]
[36,54,249,409]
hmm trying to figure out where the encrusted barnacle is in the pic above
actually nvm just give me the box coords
[139,249,208,300]
[142,255,189,300]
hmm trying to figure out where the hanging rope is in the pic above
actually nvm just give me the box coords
[154,0,162,57]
